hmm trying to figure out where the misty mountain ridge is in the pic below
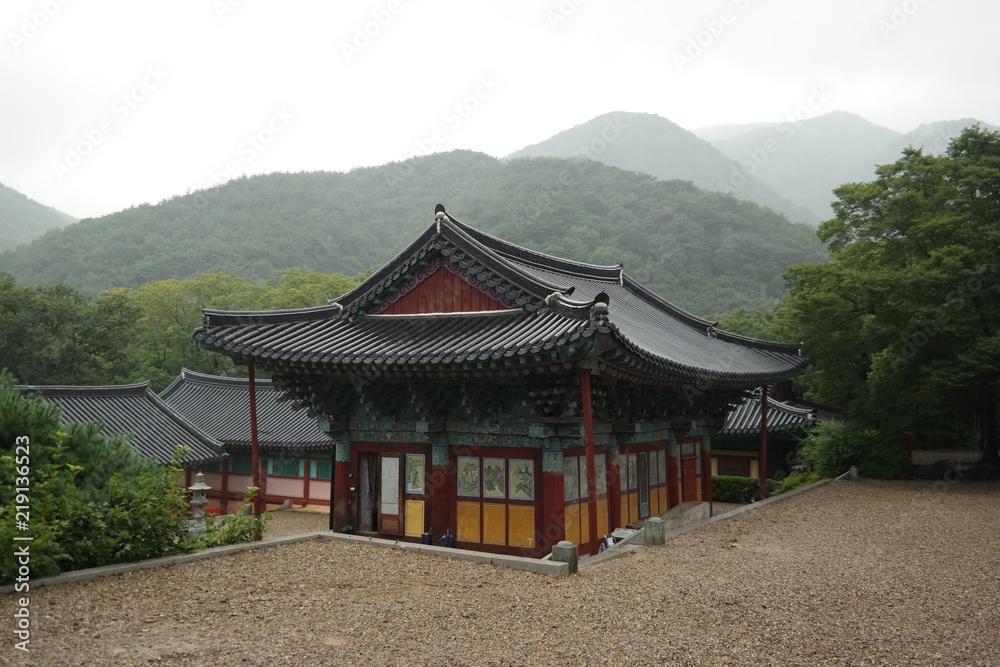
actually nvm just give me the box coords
[0,150,830,317]
[0,183,76,252]
[693,111,996,220]
[507,111,819,224]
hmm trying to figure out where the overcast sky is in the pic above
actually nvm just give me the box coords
[3,0,998,220]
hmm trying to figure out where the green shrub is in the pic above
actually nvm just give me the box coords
[200,488,270,548]
[771,471,823,495]
[712,475,766,503]
[0,378,198,582]
[800,421,909,479]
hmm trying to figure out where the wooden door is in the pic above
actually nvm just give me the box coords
[681,456,698,502]
[378,454,404,535]
[637,452,650,519]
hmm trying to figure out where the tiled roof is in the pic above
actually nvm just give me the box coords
[719,388,846,437]
[195,206,808,387]
[18,383,224,466]
[160,369,331,450]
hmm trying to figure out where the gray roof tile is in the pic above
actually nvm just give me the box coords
[159,369,332,450]
[195,208,808,387]
[18,383,224,466]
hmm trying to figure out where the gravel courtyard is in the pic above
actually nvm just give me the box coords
[3,479,998,666]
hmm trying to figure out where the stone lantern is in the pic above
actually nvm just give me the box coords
[188,471,212,534]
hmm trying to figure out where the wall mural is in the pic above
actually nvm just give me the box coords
[509,459,534,501]
[405,454,425,494]
[483,457,505,498]
[457,456,480,497]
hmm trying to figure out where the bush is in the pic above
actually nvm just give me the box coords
[770,470,823,495]
[200,488,270,548]
[712,475,770,503]
[0,378,198,582]
[800,421,910,479]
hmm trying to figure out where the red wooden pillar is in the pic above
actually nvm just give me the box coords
[540,450,565,554]
[701,439,713,511]
[759,386,769,500]
[667,441,680,510]
[221,463,230,515]
[608,447,622,533]
[332,442,352,533]
[579,370,599,556]
[428,444,451,543]
[247,363,263,518]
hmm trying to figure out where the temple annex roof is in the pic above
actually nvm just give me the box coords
[18,382,224,466]
[160,369,331,450]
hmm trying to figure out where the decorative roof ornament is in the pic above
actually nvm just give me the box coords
[434,203,450,234]
[590,298,610,327]
[544,286,576,305]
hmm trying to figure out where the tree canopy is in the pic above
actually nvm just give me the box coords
[0,151,829,316]
[0,268,366,390]
[776,126,1000,464]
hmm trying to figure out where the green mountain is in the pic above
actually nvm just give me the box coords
[699,113,996,222]
[507,111,819,225]
[707,111,901,222]
[0,183,76,251]
[0,150,829,316]
[871,118,995,166]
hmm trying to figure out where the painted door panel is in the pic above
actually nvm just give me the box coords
[378,454,403,535]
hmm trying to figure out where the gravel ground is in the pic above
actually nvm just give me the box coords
[3,479,998,666]
[262,510,331,540]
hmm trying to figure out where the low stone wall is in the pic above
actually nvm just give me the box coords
[0,532,569,593]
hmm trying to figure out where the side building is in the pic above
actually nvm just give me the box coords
[16,382,224,467]
[193,205,808,556]
[713,386,846,479]
[160,369,334,513]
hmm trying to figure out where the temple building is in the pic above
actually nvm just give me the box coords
[17,382,224,467]
[160,368,333,513]
[713,385,845,480]
[193,205,807,556]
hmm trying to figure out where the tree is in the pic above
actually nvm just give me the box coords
[0,374,193,579]
[0,273,141,385]
[777,126,1000,465]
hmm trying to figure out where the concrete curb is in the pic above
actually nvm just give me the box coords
[1,531,568,593]
[581,478,834,567]
[701,477,834,526]
[0,533,328,594]
[316,533,569,576]
[3,482,833,590]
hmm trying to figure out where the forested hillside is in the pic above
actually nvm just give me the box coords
[507,111,818,224]
[0,150,829,316]
[0,182,76,251]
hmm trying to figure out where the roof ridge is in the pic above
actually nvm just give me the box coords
[445,214,624,282]
[16,381,152,397]
[620,274,804,355]
[164,368,273,390]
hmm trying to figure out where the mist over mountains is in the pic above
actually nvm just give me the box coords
[695,111,994,221]
[0,183,76,252]
[0,109,990,316]
[0,150,828,316]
